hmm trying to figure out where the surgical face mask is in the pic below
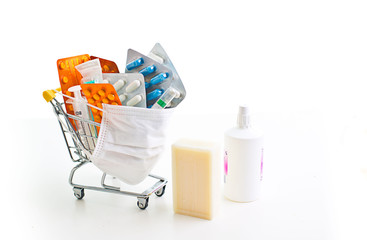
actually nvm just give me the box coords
[92,104,173,185]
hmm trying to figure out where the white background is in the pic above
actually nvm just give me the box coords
[1,0,367,239]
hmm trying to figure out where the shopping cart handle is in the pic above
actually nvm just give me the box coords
[43,88,61,102]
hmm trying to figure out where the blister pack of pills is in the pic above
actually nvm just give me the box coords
[57,54,91,121]
[80,83,122,125]
[91,56,119,73]
[125,49,174,107]
[57,43,186,133]
[148,43,186,108]
[103,73,146,108]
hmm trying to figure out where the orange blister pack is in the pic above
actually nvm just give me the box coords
[57,54,91,115]
[91,56,119,73]
[81,83,122,130]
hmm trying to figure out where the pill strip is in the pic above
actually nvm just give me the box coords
[81,83,121,126]
[125,49,173,106]
[103,73,146,108]
[148,43,186,108]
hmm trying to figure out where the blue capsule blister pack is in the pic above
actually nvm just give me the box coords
[148,43,186,108]
[125,49,174,107]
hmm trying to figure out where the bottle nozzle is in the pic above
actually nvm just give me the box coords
[237,104,250,128]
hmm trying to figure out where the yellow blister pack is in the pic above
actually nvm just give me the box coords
[81,83,121,131]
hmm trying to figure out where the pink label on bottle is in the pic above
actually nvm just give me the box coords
[260,148,264,181]
[224,151,228,183]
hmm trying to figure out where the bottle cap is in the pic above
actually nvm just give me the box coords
[237,104,250,128]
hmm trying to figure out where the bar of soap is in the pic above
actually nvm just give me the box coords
[172,138,220,220]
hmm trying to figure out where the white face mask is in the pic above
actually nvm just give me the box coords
[92,104,173,185]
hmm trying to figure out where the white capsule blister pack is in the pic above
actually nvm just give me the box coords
[102,73,146,108]
[148,43,186,108]
[125,49,174,108]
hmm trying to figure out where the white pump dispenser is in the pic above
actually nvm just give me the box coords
[224,105,264,202]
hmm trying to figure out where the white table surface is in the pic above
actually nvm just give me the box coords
[3,110,366,240]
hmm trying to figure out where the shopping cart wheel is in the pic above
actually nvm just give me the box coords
[137,197,149,210]
[155,185,166,197]
[73,187,85,200]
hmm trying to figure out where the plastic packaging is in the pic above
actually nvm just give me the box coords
[67,85,96,149]
[148,43,186,108]
[103,73,146,108]
[223,105,264,202]
[125,49,173,106]
[75,59,104,84]
[151,87,180,109]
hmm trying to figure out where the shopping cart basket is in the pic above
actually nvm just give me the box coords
[43,88,167,210]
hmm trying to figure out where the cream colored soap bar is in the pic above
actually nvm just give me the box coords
[172,139,220,220]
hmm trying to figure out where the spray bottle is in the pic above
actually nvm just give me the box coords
[223,105,264,202]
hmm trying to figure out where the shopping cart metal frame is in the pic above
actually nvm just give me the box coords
[44,89,167,210]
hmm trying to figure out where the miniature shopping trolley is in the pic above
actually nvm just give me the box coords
[43,88,167,210]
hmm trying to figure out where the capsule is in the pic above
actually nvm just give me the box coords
[93,94,100,101]
[113,79,126,92]
[59,61,66,70]
[98,89,106,97]
[94,115,101,122]
[125,80,141,93]
[147,89,164,101]
[62,76,68,84]
[127,95,143,106]
[103,65,110,72]
[107,94,115,101]
[119,94,127,103]
[148,53,164,64]
[84,89,91,97]
[168,87,181,98]
[145,82,152,89]
[150,72,169,86]
[126,57,144,71]
[139,65,156,76]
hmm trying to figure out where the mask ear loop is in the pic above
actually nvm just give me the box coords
[53,88,105,113]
